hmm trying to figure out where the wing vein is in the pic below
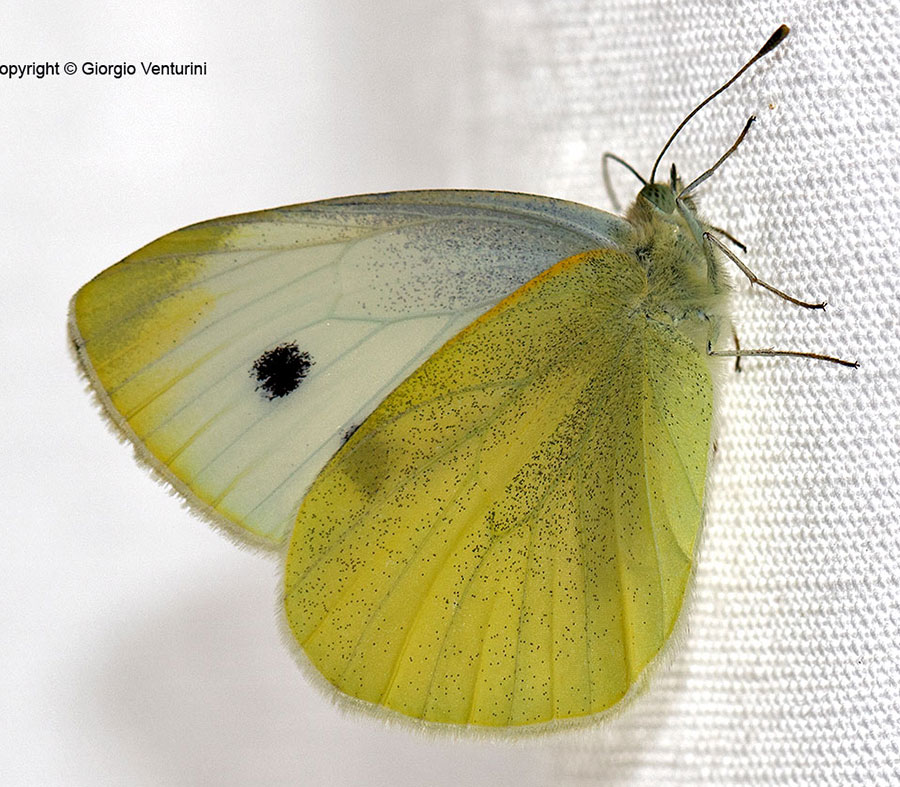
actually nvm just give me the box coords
[106,236,360,396]
[645,329,703,511]
[326,442,482,686]
[574,466,594,712]
[640,341,668,636]
[610,456,634,683]
[90,216,443,346]
[284,326,605,597]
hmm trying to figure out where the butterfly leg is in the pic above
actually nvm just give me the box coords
[707,225,747,253]
[707,341,858,368]
[732,327,742,373]
[704,231,827,309]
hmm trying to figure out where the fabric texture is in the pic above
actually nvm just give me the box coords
[463,1,898,783]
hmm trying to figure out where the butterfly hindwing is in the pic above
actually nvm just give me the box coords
[283,247,712,726]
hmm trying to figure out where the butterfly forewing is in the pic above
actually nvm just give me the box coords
[70,190,629,547]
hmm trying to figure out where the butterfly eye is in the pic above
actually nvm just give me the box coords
[638,182,676,214]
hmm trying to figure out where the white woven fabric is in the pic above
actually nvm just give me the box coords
[466,1,898,784]
[4,1,897,785]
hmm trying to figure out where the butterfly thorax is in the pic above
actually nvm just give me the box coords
[623,182,731,351]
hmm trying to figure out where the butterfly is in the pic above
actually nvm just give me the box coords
[69,24,854,730]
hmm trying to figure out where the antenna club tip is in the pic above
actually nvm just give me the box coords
[648,23,790,185]
[762,25,791,55]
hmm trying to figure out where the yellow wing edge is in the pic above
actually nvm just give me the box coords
[271,526,712,738]
[68,262,285,553]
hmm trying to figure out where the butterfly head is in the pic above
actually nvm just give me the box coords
[632,163,707,249]
[637,182,676,214]
[624,24,790,260]
[625,162,727,331]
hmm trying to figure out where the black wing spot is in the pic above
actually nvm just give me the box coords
[251,342,314,400]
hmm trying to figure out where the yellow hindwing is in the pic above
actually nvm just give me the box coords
[283,248,712,727]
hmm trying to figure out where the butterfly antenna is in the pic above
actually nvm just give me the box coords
[648,24,789,185]
[602,152,648,211]
[679,114,756,198]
